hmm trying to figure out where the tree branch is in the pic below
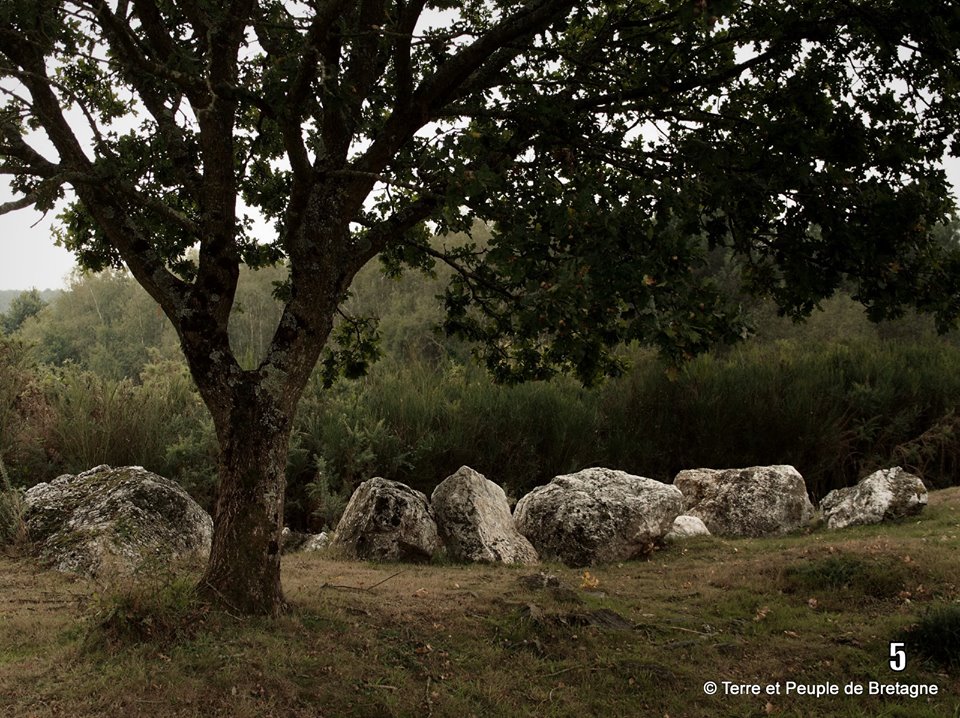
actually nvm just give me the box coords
[392,0,426,109]
[251,12,313,188]
[0,193,39,215]
[79,0,206,98]
[113,181,200,235]
[0,64,108,150]
[340,0,390,134]
[288,0,353,112]
[353,0,575,186]
[190,0,259,331]
[3,38,191,324]
[80,0,204,195]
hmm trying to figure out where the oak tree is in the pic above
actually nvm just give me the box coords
[2,0,959,613]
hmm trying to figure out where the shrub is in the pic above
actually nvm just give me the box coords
[41,359,214,480]
[0,455,27,546]
[85,567,205,650]
[278,334,960,516]
[0,336,57,486]
[304,459,352,530]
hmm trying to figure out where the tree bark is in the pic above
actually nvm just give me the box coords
[197,377,295,615]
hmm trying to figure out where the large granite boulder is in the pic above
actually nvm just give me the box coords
[23,465,213,578]
[330,478,441,562]
[673,465,815,537]
[513,468,683,567]
[431,466,538,565]
[820,467,927,530]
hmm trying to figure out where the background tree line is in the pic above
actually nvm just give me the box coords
[2,226,960,532]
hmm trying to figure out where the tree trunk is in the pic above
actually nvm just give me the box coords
[198,381,294,615]
[185,218,347,615]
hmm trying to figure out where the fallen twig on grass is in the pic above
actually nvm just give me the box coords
[321,569,408,592]
[634,622,711,636]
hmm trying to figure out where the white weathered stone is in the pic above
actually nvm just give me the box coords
[431,466,538,565]
[665,515,711,540]
[820,467,927,530]
[674,465,815,537]
[301,532,329,551]
[330,478,441,562]
[23,465,213,578]
[514,467,683,567]
[281,527,329,553]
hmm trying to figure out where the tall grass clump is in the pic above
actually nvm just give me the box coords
[360,358,600,495]
[596,338,960,499]
[0,335,57,487]
[304,459,352,530]
[86,567,206,650]
[779,554,913,606]
[287,357,601,516]
[0,455,27,546]
[900,604,960,669]
[39,358,217,498]
[601,341,854,480]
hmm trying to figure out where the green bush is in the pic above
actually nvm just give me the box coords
[0,336,58,487]
[283,336,960,507]
[40,361,204,474]
[595,339,960,499]
[86,568,205,650]
[304,459,352,530]
[0,456,27,546]
[161,413,219,513]
[287,357,600,505]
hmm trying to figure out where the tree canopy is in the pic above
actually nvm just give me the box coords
[3,1,958,379]
[0,288,47,334]
[2,0,959,612]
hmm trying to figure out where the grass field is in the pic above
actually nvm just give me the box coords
[1,489,958,717]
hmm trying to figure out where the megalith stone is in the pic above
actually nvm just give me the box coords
[665,515,711,540]
[513,467,683,567]
[820,467,927,530]
[330,478,441,562]
[431,466,538,564]
[23,464,213,578]
[673,465,815,537]
[281,528,330,553]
